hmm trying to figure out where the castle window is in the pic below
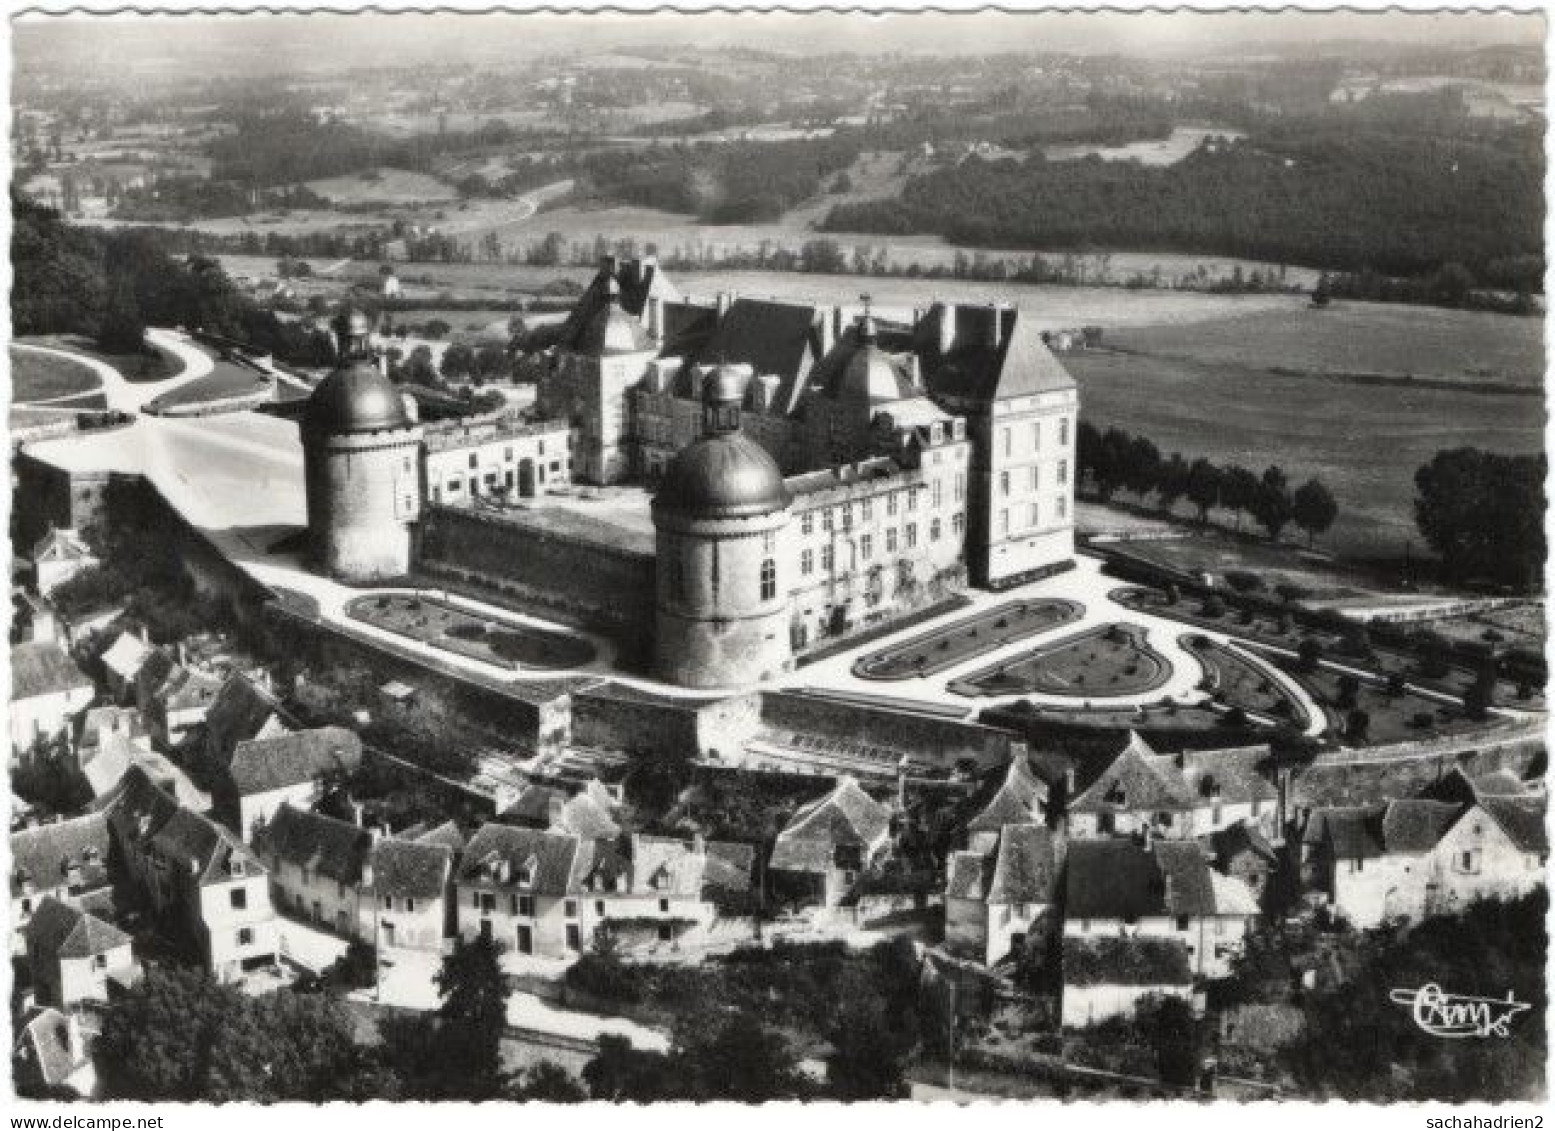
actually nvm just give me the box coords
[801,513,814,536]
[760,559,777,601]
[886,529,898,553]
[823,509,834,532]
[841,505,853,532]
[907,491,918,512]
[1030,466,1040,491]
[954,473,965,502]
[1058,460,1069,485]
[861,498,872,520]
[930,519,942,542]
[887,493,898,517]
[1027,502,1040,528]
[1002,428,1012,457]
[932,482,943,508]
[999,510,1009,535]
[1059,418,1070,446]
[801,549,814,576]
[1031,421,1041,450]
[821,545,835,571]
[468,454,478,470]
[952,514,964,535]
[1000,472,1010,497]
[1056,497,1068,520]
[763,532,776,554]
[905,524,917,549]
[860,535,873,561]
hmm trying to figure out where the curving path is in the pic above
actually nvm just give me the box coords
[12,328,215,414]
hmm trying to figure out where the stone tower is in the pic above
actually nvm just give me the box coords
[652,365,794,689]
[302,309,423,584]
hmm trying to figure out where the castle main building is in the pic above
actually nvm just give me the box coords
[302,257,1080,689]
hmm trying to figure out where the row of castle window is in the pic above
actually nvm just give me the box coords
[999,461,1069,496]
[798,480,958,535]
[798,517,958,575]
[1000,417,1071,457]
[997,497,1067,535]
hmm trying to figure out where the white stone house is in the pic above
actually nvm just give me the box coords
[218,726,363,840]
[1063,837,1259,981]
[25,527,99,596]
[768,776,893,907]
[10,813,114,956]
[24,896,137,1011]
[11,641,95,764]
[945,822,1060,966]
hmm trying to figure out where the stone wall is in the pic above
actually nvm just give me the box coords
[416,505,655,658]
[759,691,1015,772]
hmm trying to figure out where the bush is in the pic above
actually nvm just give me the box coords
[1386,672,1408,697]
[1335,674,1360,711]
[1410,711,1435,729]
[1224,570,1264,593]
[1202,595,1227,619]
[1297,637,1323,673]
[1274,582,1313,603]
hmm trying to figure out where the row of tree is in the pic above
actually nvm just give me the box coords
[1076,422,1338,545]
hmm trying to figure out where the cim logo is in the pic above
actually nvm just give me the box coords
[1389,984,1531,1039]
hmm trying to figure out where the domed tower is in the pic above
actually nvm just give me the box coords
[302,309,423,583]
[652,366,794,688]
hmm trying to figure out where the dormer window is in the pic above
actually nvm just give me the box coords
[1105,782,1126,807]
[228,859,245,878]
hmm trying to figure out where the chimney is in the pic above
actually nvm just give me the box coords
[546,791,567,829]
[986,304,1003,349]
[360,859,374,888]
[66,1014,85,1067]
[599,253,618,279]
[906,354,922,389]
[692,832,706,856]
[938,303,956,355]
[647,296,664,340]
[716,291,733,319]
[831,305,844,345]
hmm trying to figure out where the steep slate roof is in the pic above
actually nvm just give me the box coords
[1178,746,1278,805]
[228,726,362,797]
[24,896,131,960]
[413,820,467,855]
[11,811,113,896]
[1065,838,1238,922]
[1070,732,1198,814]
[702,840,756,894]
[158,666,224,715]
[458,823,583,896]
[29,527,94,566]
[966,756,1047,834]
[1302,805,1386,860]
[986,824,1060,905]
[205,673,289,765]
[945,849,993,901]
[258,805,372,885]
[110,765,262,887]
[1478,796,1549,855]
[11,641,92,701]
[769,776,892,873]
[915,303,1075,404]
[693,298,825,415]
[1380,799,1464,855]
[1209,818,1278,869]
[372,837,453,900]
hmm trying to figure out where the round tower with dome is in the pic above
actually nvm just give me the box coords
[652,365,794,688]
[302,309,423,583]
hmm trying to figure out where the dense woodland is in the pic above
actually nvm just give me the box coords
[825,118,1544,285]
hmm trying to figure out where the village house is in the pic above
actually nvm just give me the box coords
[1066,733,1277,841]
[216,725,363,840]
[255,803,374,939]
[107,765,279,982]
[1207,818,1281,909]
[960,751,1051,850]
[11,640,95,765]
[99,629,152,704]
[135,650,223,749]
[1063,837,1260,980]
[14,590,61,645]
[768,776,894,907]
[13,1007,98,1098]
[10,811,114,952]
[945,822,1061,966]
[455,823,589,958]
[1301,792,1547,929]
[72,705,149,801]
[23,526,99,596]
[496,778,621,839]
[24,896,138,1011]
[371,832,457,952]
[203,671,291,775]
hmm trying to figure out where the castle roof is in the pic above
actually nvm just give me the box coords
[654,430,791,520]
[304,356,411,436]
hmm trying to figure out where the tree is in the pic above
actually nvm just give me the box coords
[1297,637,1323,673]
[1091,427,1133,501]
[1335,673,1361,711]
[671,1005,808,1102]
[1292,478,1338,546]
[582,1035,673,1101]
[1145,994,1201,1089]
[1345,708,1371,743]
[1464,681,1492,721]
[432,933,510,1099]
[511,1061,587,1101]
[1155,453,1191,514]
[98,276,146,354]
[1185,458,1223,523]
[823,968,914,1099]
[1123,434,1162,500]
[97,968,391,1101]
[441,342,476,380]
[1251,465,1293,541]
[1219,464,1260,532]
[1415,448,1546,590]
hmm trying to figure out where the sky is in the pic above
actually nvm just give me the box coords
[12,8,1546,78]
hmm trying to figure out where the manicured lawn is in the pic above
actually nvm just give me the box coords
[21,334,182,383]
[346,593,596,671]
[951,622,1170,699]
[10,346,102,402]
[144,359,274,413]
[853,598,1084,680]
[1182,634,1308,729]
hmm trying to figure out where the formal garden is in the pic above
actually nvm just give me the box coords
[950,622,1171,699]
[852,598,1084,680]
[1181,634,1310,729]
[345,593,596,671]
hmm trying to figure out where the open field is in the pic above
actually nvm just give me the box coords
[1043,125,1247,164]
[10,346,102,402]
[1068,343,1545,559]
[1108,303,1545,387]
[303,167,461,205]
